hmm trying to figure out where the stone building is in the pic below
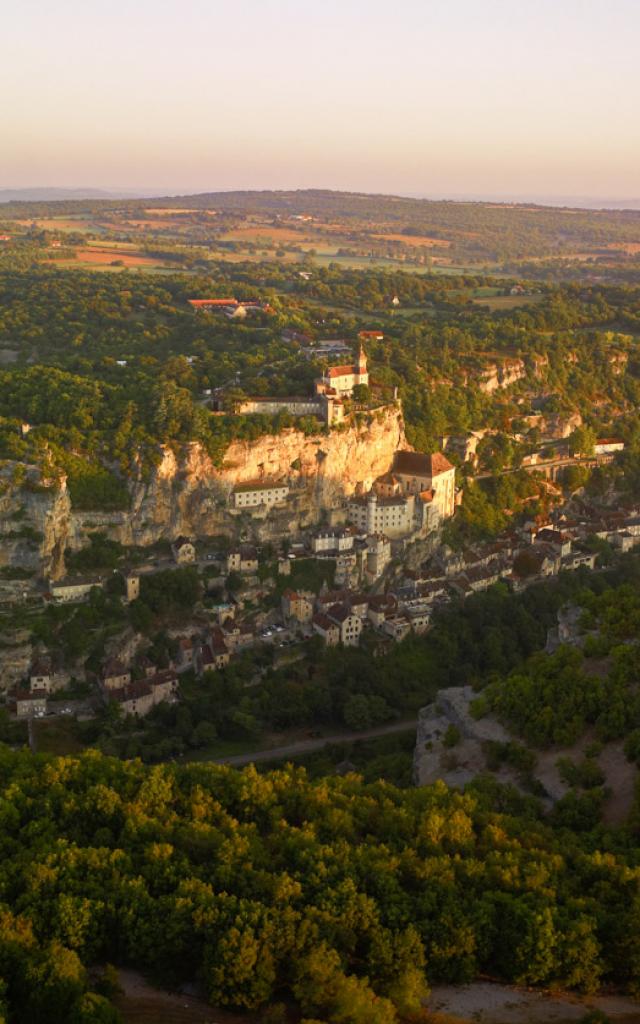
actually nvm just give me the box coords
[49,575,103,603]
[312,613,340,646]
[234,392,344,426]
[281,589,314,624]
[232,480,289,510]
[315,345,369,398]
[326,603,362,647]
[226,546,259,574]
[347,449,455,539]
[14,689,47,718]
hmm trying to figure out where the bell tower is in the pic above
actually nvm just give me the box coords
[357,344,368,384]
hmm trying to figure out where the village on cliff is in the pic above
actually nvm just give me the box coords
[2,331,633,738]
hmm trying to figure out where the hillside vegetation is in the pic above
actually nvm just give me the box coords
[0,747,640,1023]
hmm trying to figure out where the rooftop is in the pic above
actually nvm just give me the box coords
[234,479,288,493]
[51,575,103,589]
[325,363,359,378]
[397,450,454,477]
[312,612,337,631]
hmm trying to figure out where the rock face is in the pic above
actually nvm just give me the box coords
[4,405,408,580]
[477,358,526,394]
[0,464,71,587]
[413,685,510,789]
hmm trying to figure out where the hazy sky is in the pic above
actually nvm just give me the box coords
[2,0,639,199]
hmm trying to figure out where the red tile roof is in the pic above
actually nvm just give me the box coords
[326,364,359,379]
[393,450,454,478]
[430,452,455,475]
[312,612,337,631]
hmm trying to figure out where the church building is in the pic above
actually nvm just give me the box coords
[315,345,368,398]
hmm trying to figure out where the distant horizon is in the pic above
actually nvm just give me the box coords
[2,184,640,213]
[2,1,638,203]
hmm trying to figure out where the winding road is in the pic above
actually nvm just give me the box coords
[211,718,417,767]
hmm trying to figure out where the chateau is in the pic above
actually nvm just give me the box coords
[347,451,456,539]
[234,345,369,427]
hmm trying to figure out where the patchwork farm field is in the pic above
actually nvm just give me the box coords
[220,224,314,242]
[371,232,452,247]
[15,217,100,232]
[49,247,171,266]
[40,242,181,272]
[471,293,544,309]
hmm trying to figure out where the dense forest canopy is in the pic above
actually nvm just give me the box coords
[0,746,640,1023]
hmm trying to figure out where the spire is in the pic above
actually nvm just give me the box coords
[358,344,367,373]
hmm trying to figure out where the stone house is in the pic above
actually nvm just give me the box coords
[226,546,259,574]
[147,669,179,703]
[382,615,411,642]
[29,656,67,694]
[365,533,391,580]
[312,613,340,647]
[326,603,362,646]
[49,575,103,603]
[232,480,289,510]
[281,589,314,624]
[111,680,155,717]
[367,593,398,628]
[14,689,47,717]
[102,659,131,691]
[176,636,196,671]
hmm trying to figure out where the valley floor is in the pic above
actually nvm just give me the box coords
[429,981,640,1023]
[113,970,640,1024]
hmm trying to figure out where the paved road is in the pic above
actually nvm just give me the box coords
[211,718,417,767]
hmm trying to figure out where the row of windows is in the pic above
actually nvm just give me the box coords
[235,489,288,503]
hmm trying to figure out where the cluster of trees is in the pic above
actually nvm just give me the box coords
[0,745,640,1023]
[477,579,640,748]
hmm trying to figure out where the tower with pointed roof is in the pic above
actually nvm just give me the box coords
[357,344,368,379]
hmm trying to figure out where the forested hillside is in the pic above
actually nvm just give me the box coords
[0,747,640,1023]
[1,262,640,512]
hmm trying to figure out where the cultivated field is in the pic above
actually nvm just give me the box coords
[471,293,544,309]
[371,232,452,247]
[220,224,312,242]
[15,217,98,232]
[58,246,171,267]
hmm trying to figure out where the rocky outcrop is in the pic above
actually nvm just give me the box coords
[0,628,33,691]
[477,358,526,394]
[413,685,510,788]
[0,464,71,586]
[3,404,408,580]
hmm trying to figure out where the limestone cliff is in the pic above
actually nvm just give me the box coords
[4,404,408,581]
[477,358,526,394]
[0,464,70,588]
